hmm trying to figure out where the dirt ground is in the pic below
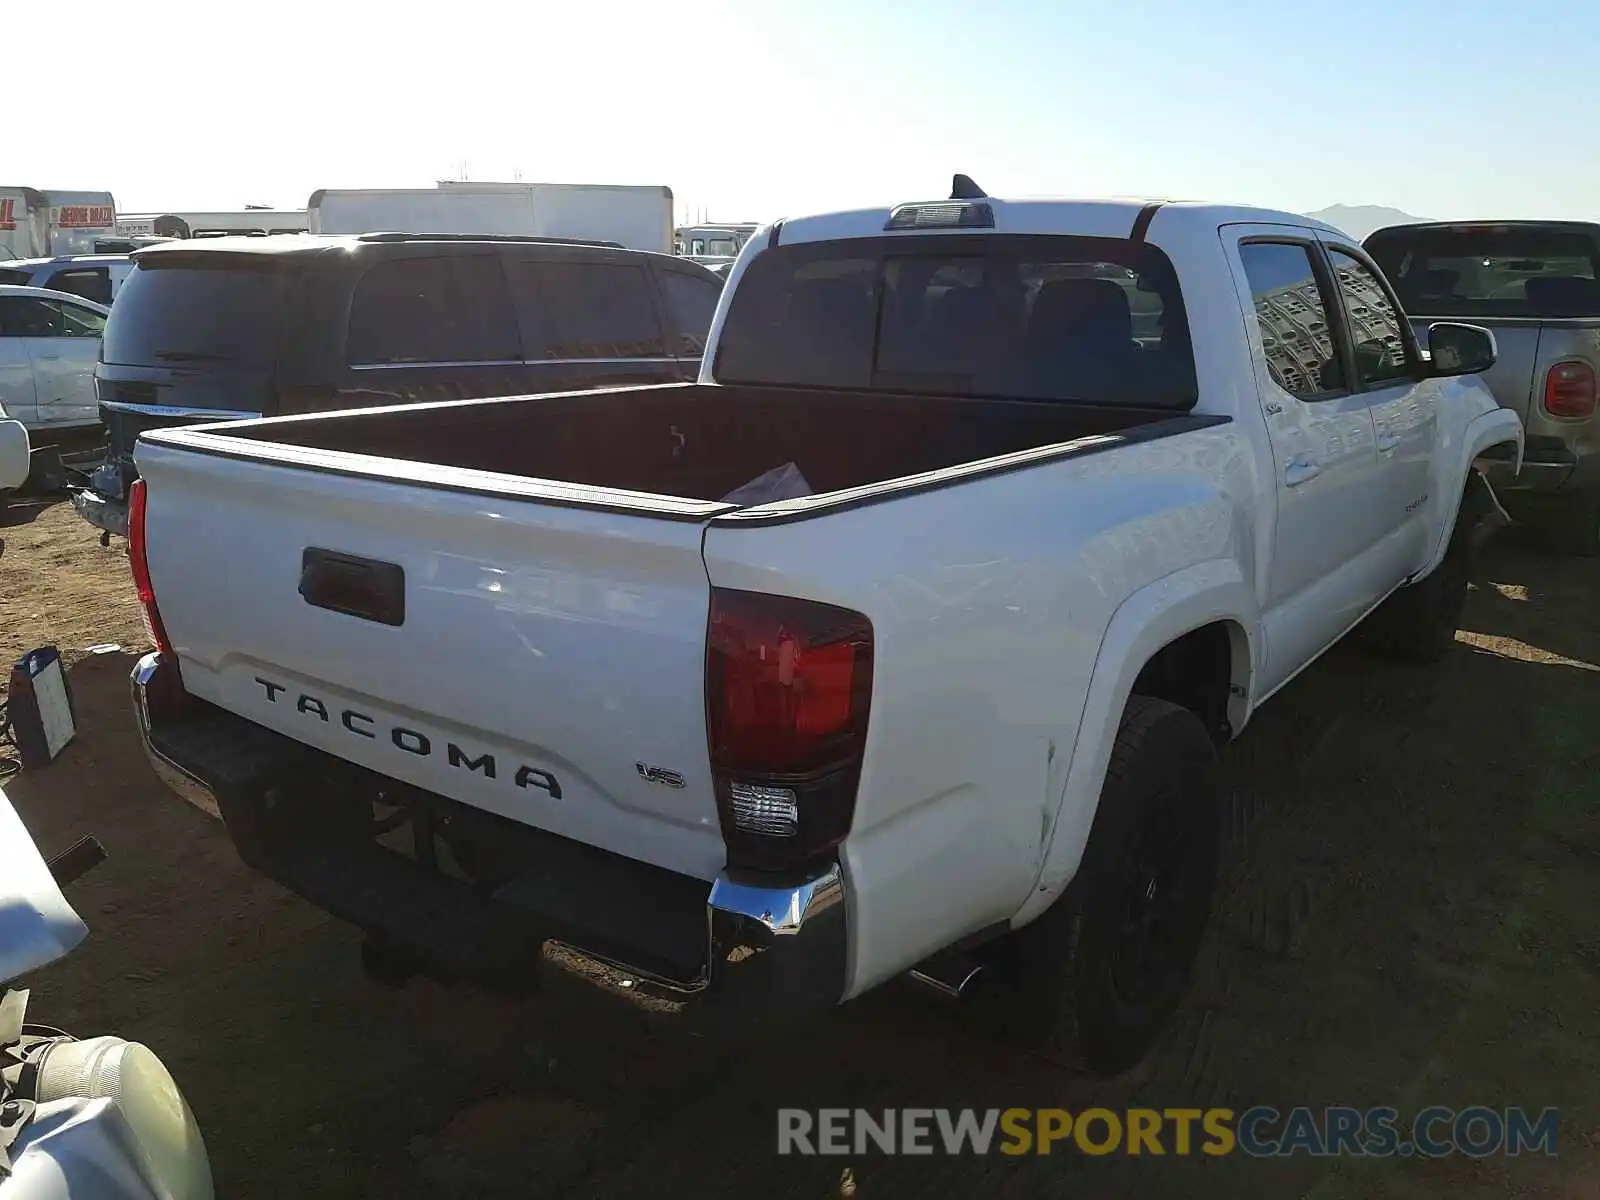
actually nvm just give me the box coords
[2,495,1598,1198]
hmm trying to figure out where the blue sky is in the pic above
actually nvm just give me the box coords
[22,0,1598,223]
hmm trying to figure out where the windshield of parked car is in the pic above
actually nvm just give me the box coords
[1367,225,1600,318]
[102,257,295,376]
[715,233,1196,407]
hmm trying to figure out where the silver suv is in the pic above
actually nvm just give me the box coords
[0,254,133,307]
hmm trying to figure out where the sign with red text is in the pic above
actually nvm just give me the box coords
[51,205,115,229]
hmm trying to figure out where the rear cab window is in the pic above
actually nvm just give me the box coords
[1366,224,1600,318]
[104,255,296,386]
[714,233,1197,408]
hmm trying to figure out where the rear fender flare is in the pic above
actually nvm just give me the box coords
[1009,559,1258,929]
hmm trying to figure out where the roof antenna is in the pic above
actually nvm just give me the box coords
[950,174,987,200]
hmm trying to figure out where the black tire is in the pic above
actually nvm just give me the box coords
[985,696,1220,1077]
[1365,509,1476,663]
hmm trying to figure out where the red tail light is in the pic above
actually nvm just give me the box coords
[1544,361,1597,418]
[128,479,174,656]
[706,588,873,871]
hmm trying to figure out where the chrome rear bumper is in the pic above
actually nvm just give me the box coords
[71,487,128,538]
[131,651,848,1020]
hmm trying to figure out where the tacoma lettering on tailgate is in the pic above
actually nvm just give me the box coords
[252,676,563,798]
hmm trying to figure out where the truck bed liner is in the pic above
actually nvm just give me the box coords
[208,382,1184,502]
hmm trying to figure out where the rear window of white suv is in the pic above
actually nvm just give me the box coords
[714,234,1197,408]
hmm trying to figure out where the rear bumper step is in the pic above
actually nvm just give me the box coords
[131,651,848,1020]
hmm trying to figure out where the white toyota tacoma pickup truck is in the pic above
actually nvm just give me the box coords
[128,181,1522,1075]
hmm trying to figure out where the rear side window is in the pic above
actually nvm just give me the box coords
[45,267,112,306]
[1238,242,1346,400]
[659,269,721,355]
[347,256,518,366]
[714,234,1197,407]
[0,269,30,286]
[1366,225,1600,318]
[509,260,666,359]
[102,259,293,372]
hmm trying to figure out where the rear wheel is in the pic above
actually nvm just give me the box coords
[984,696,1220,1077]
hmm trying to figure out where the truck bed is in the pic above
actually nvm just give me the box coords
[133,380,1208,889]
[206,382,1179,504]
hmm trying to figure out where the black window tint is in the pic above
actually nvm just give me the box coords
[717,253,877,389]
[1328,250,1409,389]
[0,297,102,338]
[715,235,1196,407]
[0,269,30,286]
[1367,225,1600,318]
[512,261,665,359]
[1238,243,1346,400]
[102,260,293,375]
[0,297,60,337]
[347,256,518,366]
[45,268,112,306]
[660,270,721,355]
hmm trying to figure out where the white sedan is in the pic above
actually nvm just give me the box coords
[0,284,111,508]
[0,283,109,433]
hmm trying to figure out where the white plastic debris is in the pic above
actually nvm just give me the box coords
[719,462,814,506]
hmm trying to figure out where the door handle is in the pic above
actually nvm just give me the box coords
[1376,432,1401,453]
[299,548,405,626]
[1284,458,1322,487]
[34,353,60,361]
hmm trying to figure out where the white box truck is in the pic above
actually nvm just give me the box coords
[307,183,674,253]
[0,188,119,259]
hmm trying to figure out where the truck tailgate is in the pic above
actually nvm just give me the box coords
[135,440,727,881]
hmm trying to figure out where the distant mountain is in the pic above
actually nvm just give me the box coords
[1305,204,1428,240]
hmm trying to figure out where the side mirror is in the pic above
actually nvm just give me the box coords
[1427,321,1497,377]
